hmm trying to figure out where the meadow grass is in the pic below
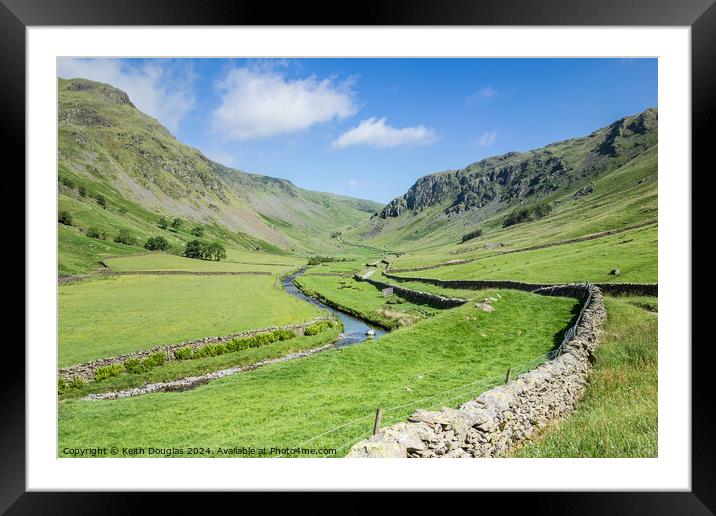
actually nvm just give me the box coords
[58,274,320,367]
[295,274,440,329]
[391,225,657,284]
[105,253,296,273]
[58,223,140,275]
[512,295,657,457]
[57,289,578,457]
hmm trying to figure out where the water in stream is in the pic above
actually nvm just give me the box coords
[282,270,386,347]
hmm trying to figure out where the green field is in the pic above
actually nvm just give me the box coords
[58,289,578,456]
[105,253,297,273]
[60,324,342,400]
[390,225,657,284]
[58,274,320,367]
[513,295,658,457]
[295,274,440,329]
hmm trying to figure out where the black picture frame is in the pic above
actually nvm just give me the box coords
[6,0,711,511]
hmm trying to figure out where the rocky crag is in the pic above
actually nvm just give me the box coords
[377,109,657,220]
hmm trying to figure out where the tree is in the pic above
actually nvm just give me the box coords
[86,226,105,240]
[96,194,106,209]
[191,225,204,237]
[144,236,169,251]
[171,218,183,231]
[77,185,86,197]
[158,217,169,230]
[58,211,72,225]
[114,229,136,246]
[183,240,226,261]
[184,239,205,259]
[461,228,483,243]
[206,242,226,261]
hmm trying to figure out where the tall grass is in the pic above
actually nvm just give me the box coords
[513,295,657,457]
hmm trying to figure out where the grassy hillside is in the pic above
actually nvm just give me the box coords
[390,224,657,284]
[57,77,381,274]
[347,117,657,284]
[349,109,657,255]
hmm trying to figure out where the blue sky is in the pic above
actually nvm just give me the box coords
[58,58,657,203]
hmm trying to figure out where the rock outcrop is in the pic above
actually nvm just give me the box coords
[376,109,657,221]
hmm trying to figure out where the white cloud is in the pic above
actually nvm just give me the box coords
[332,117,437,149]
[467,86,499,105]
[348,179,359,188]
[476,130,497,147]
[211,68,357,140]
[57,58,195,132]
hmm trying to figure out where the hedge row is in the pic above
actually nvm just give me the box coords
[58,320,340,394]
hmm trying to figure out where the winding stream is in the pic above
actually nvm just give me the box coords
[282,269,386,347]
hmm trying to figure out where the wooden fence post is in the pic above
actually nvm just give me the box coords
[373,408,383,435]
[505,367,511,384]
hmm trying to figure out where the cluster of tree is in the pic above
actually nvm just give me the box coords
[158,216,184,232]
[503,202,553,227]
[184,240,227,261]
[460,228,483,243]
[190,225,204,237]
[144,236,170,251]
[307,256,337,265]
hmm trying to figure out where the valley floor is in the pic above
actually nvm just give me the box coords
[58,273,318,367]
[57,227,658,458]
[58,286,577,457]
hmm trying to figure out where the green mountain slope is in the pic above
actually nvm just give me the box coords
[348,108,657,252]
[57,78,382,273]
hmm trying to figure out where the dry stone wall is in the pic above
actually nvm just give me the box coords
[60,316,331,382]
[347,286,607,458]
[354,274,467,309]
[382,271,657,297]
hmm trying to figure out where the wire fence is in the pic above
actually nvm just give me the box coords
[278,283,595,458]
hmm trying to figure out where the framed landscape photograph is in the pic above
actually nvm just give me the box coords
[10,0,713,510]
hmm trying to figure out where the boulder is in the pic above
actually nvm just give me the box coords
[475,302,495,312]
